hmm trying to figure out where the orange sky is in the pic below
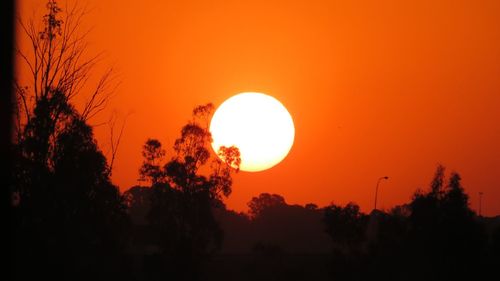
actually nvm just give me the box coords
[17,0,500,216]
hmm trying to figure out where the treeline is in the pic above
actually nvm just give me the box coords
[125,165,500,281]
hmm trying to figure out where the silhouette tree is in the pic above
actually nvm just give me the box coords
[322,202,368,281]
[247,193,286,219]
[430,164,445,197]
[139,138,167,185]
[12,2,127,279]
[138,104,240,280]
[324,202,367,248]
[13,96,129,280]
[407,166,485,281]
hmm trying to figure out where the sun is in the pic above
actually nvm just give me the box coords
[210,92,295,172]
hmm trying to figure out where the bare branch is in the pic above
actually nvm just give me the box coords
[108,112,131,174]
[15,0,119,138]
[81,68,119,121]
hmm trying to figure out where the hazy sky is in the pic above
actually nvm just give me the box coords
[17,0,500,215]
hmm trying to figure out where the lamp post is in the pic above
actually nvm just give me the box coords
[374,176,389,210]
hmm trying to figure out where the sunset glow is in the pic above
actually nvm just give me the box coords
[15,0,500,215]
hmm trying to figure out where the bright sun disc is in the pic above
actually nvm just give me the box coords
[210,92,295,172]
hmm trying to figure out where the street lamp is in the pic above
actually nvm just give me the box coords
[374,176,389,210]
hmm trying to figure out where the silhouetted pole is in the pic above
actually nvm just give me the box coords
[479,192,483,217]
[374,176,389,210]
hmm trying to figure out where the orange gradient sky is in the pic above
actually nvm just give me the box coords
[17,0,500,215]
